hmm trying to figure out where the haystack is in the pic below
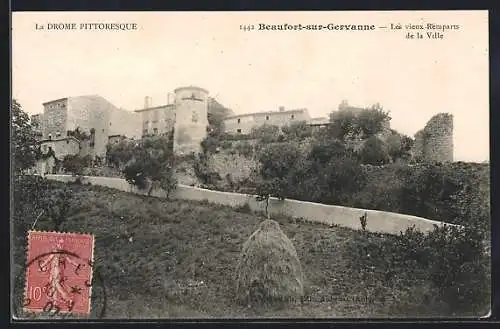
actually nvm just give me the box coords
[235,219,305,305]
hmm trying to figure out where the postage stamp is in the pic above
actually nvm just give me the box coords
[24,231,95,315]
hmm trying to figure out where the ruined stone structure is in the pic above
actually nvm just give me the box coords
[412,113,454,163]
[172,86,210,155]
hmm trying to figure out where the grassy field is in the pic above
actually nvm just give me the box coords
[12,180,488,319]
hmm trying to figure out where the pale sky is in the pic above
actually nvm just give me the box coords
[12,11,489,162]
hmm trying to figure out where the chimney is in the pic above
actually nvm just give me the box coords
[144,96,152,109]
[279,106,285,112]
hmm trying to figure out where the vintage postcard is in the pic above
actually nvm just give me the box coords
[11,11,490,319]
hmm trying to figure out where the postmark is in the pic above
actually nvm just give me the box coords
[21,231,96,317]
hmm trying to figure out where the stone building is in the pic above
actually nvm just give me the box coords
[134,95,176,137]
[223,106,311,135]
[39,95,141,160]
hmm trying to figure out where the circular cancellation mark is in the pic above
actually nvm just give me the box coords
[12,249,107,320]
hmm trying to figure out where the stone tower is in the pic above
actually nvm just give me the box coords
[411,113,454,163]
[173,86,209,155]
[423,113,453,162]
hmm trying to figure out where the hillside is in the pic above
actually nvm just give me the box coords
[12,180,489,319]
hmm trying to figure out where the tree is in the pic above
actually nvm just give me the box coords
[308,138,349,164]
[358,136,391,165]
[67,127,90,141]
[327,110,358,141]
[255,142,302,215]
[207,97,232,138]
[356,104,391,137]
[12,99,40,174]
[106,139,139,170]
[123,135,177,198]
[386,133,414,163]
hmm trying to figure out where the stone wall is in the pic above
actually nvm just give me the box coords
[45,174,460,235]
[411,113,453,163]
[109,106,142,140]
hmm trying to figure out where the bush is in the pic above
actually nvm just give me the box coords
[424,225,489,314]
[235,141,254,158]
[235,220,305,305]
[200,135,220,154]
[358,136,391,165]
[123,161,148,189]
[62,154,91,176]
[193,153,221,186]
[281,121,313,141]
[346,224,490,315]
[251,125,282,144]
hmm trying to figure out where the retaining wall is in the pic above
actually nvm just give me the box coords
[45,174,458,235]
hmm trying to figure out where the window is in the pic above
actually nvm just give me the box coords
[237,118,241,124]
[66,140,69,144]
[48,134,52,140]
[145,120,149,124]
[110,122,112,126]
[237,129,242,133]
[291,114,295,119]
[266,116,269,120]
[153,128,158,135]
[89,128,96,147]
[43,145,47,152]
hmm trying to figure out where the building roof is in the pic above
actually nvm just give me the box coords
[42,97,68,106]
[42,94,113,106]
[174,86,209,94]
[224,108,309,120]
[134,104,175,113]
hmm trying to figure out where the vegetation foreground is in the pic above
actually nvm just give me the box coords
[13,178,490,319]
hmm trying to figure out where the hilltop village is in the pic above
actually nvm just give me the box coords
[28,85,453,175]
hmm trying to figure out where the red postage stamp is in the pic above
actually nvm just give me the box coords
[24,231,95,315]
